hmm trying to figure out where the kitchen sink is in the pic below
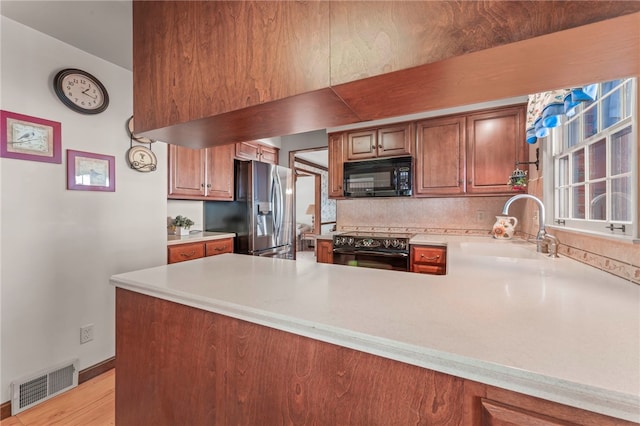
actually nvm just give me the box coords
[458,241,542,260]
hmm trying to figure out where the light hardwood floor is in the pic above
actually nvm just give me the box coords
[1,369,114,426]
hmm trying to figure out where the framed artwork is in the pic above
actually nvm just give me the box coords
[67,149,115,192]
[0,110,62,163]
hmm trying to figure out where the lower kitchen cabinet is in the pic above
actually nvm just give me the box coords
[117,290,632,426]
[410,245,446,275]
[316,239,333,264]
[168,237,234,264]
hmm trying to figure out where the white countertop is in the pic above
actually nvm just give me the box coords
[112,235,640,422]
[167,231,235,246]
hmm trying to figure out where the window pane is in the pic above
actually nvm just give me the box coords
[611,176,632,222]
[557,188,569,218]
[602,79,622,95]
[611,126,632,175]
[567,118,580,148]
[624,80,632,119]
[602,88,622,129]
[589,182,607,220]
[572,185,585,219]
[557,156,569,186]
[583,103,598,138]
[572,148,585,183]
[588,139,606,180]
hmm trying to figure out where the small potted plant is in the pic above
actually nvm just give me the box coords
[172,215,194,236]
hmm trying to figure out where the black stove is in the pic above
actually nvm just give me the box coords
[333,232,413,253]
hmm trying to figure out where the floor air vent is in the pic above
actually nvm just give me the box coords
[11,358,79,415]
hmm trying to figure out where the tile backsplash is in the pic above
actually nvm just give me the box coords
[336,192,639,285]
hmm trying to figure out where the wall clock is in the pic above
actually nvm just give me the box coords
[127,145,157,172]
[53,68,109,114]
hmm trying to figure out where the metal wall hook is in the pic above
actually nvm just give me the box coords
[516,147,540,171]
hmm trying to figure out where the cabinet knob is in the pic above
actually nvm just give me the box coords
[207,184,211,188]
[201,183,205,188]
[371,145,376,150]
[378,144,382,148]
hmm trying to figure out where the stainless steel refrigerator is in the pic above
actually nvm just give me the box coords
[204,160,294,259]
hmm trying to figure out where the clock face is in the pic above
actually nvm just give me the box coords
[54,69,109,114]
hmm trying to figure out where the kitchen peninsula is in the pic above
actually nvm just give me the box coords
[112,236,639,425]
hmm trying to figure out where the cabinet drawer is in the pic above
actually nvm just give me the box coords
[412,263,446,275]
[168,242,205,264]
[205,238,234,256]
[412,246,446,265]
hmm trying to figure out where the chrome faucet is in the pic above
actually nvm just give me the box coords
[502,194,556,254]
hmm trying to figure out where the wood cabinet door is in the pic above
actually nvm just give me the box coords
[415,116,466,196]
[316,240,334,264]
[205,238,234,256]
[328,132,345,198]
[377,123,412,157]
[205,144,234,200]
[259,145,279,164]
[467,106,526,194]
[168,145,206,199]
[167,242,205,264]
[346,129,377,160]
[235,142,260,161]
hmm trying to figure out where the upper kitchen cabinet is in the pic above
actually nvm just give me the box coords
[235,142,279,165]
[415,116,466,196]
[132,1,359,149]
[466,106,526,194]
[133,1,640,148]
[168,144,234,201]
[328,132,346,199]
[415,105,526,197]
[346,124,412,161]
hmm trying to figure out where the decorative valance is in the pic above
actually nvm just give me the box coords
[525,84,598,144]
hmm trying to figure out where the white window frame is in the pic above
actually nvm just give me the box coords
[544,78,638,240]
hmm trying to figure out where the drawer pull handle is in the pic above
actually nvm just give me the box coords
[214,246,227,252]
[180,250,196,258]
[420,254,440,261]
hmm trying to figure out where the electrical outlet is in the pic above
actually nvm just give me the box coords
[476,210,485,222]
[80,324,94,344]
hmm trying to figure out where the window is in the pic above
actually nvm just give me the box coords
[550,78,636,238]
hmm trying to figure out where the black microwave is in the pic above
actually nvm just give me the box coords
[343,156,413,197]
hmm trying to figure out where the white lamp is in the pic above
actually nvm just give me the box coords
[305,204,315,225]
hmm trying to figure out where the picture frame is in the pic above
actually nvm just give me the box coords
[0,110,62,163]
[67,149,115,192]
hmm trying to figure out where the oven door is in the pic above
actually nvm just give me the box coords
[332,248,409,271]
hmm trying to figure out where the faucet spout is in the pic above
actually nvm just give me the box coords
[502,194,547,252]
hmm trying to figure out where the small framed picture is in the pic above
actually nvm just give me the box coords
[67,149,115,192]
[0,110,62,163]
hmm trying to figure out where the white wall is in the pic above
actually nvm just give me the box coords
[295,176,314,226]
[279,130,327,167]
[167,200,204,232]
[0,18,167,403]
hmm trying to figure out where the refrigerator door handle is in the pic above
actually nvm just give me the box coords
[273,167,284,243]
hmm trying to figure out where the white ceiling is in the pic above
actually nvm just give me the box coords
[0,0,133,70]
